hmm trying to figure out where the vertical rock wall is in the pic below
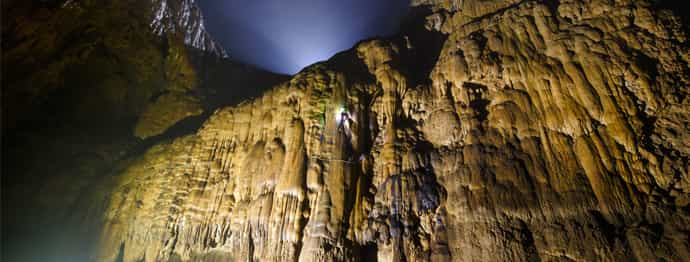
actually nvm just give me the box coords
[38,0,690,261]
[1,1,284,261]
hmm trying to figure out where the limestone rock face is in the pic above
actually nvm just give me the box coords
[98,1,690,261]
[149,0,228,57]
[134,93,204,139]
[1,1,284,261]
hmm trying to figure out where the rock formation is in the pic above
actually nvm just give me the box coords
[2,0,689,261]
[96,0,690,261]
[149,0,228,58]
[2,1,284,261]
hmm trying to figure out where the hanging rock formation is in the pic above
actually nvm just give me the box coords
[98,0,690,261]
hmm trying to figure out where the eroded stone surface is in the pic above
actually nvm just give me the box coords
[99,1,689,261]
[1,1,285,261]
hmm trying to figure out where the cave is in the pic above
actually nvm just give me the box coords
[2,0,689,261]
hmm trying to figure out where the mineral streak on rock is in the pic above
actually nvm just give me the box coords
[9,0,689,261]
[98,1,689,261]
[1,1,284,260]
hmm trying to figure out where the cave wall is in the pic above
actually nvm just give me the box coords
[1,1,285,261]
[97,1,689,261]
[2,0,688,261]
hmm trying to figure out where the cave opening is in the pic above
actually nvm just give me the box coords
[197,0,411,74]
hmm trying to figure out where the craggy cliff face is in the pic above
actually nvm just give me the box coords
[3,0,689,261]
[96,0,689,261]
[2,0,284,261]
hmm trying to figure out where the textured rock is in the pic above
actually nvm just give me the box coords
[134,93,204,139]
[3,0,689,261]
[1,0,232,133]
[1,1,284,261]
[149,0,228,57]
[98,1,689,261]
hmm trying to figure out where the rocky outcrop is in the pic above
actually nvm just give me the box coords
[149,0,228,57]
[97,1,690,261]
[1,1,284,261]
[1,0,233,134]
[3,0,688,261]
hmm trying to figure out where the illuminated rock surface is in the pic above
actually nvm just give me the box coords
[3,0,689,261]
[97,0,690,261]
[1,1,284,261]
[149,0,228,58]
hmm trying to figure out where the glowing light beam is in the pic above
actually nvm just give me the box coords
[198,0,410,74]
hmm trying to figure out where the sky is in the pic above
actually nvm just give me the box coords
[198,0,410,74]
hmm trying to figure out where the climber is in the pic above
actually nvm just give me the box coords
[336,106,356,142]
[335,106,347,126]
[339,111,349,129]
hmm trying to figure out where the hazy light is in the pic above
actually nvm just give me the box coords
[335,106,346,123]
[199,0,410,74]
